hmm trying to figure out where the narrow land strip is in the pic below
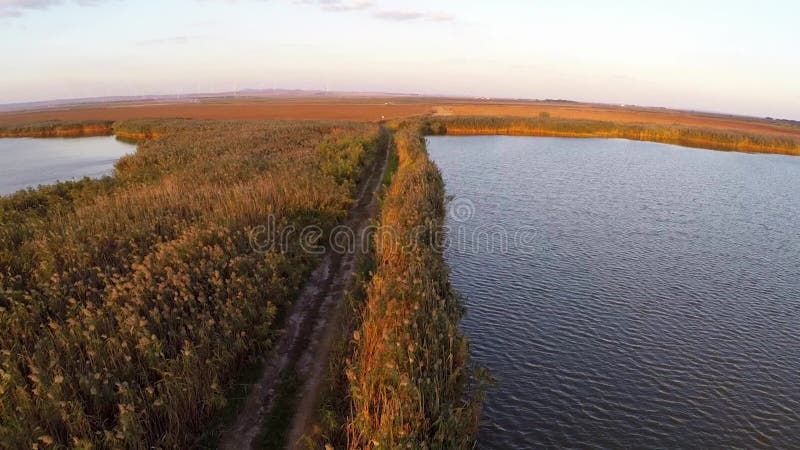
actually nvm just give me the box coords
[218,128,390,450]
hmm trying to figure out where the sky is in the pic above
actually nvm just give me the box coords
[1,0,799,119]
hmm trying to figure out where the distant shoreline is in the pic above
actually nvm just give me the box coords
[2,97,799,157]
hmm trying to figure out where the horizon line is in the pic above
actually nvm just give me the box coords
[1,88,797,123]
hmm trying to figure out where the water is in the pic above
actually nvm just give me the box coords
[0,136,135,195]
[427,136,800,449]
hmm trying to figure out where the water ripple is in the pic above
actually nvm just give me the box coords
[429,136,800,449]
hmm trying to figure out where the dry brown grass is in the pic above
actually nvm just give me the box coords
[0,120,114,137]
[346,123,481,449]
[423,116,800,156]
[434,102,800,139]
[4,95,795,448]
[0,119,382,448]
[0,98,434,124]
[4,97,797,142]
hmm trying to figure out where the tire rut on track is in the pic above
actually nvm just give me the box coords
[218,128,390,450]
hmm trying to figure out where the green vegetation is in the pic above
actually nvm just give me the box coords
[304,230,378,449]
[425,115,800,156]
[258,369,301,450]
[0,120,114,138]
[0,119,381,448]
[194,360,265,449]
[381,143,400,189]
[345,123,482,448]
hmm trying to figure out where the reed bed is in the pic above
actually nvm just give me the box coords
[425,116,800,156]
[0,119,381,448]
[346,124,481,449]
[0,121,114,138]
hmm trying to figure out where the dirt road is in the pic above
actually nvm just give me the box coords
[218,129,390,450]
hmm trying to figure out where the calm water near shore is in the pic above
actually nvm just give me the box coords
[0,136,134,195]
[428,136,800,448]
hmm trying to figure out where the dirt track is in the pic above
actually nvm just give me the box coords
[218,128,389,450]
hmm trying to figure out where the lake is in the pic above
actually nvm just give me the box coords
[427,136,800,448]
[0,136,135,195]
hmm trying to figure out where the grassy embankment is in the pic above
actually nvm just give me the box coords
[347,123,483,448]
[0,119,382,448]
[426,116,800,156]
[305,123,482,449]
[0,120,167,141]
[0,121,115,138]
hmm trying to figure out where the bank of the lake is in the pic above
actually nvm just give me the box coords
[343,125,482,449]
[0,120,114,138]
[428,135,800,448]
[425,116,800,156]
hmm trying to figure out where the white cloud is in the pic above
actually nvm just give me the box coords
[319,0,371,12]
[138,35,199,46]
[0,0,60,17]
[372,9,421,21]
[426,11,455,22]
[373,8,455,22]
[293,0,454,22]
[0,0,104,18]
[293,0,372,12]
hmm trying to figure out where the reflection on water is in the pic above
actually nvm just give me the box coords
[428,136,800,449]
[0,136,135,195]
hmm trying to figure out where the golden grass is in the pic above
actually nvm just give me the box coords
[0,119,381,448]
[0,120,114,138]
[0,98,434,125]
[3,98,798,448]
[346,123,481,449]
[435,102,800,139]
[4,97,798,140]
[424,116,800,156]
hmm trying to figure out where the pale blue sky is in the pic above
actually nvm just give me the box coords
[1,0,798,119]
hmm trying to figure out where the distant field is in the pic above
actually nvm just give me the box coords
[433,102,800,138]
[0,98,434,123]
[2,96,799,140]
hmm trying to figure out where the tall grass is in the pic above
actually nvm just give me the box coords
[346,124,481,449]
[0,119,381,448]
[425,116,800,156]
[0,121,114,138]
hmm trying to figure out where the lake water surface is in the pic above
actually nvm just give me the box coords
[0,136,135,195]
[427,136,800,448]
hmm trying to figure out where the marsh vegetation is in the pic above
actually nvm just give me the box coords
[3,106,799,448]
[0,121,114,138]
[303,123,483,449]
[0,119,381,448]
[425,116,800,156]
[346,124,482,448]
